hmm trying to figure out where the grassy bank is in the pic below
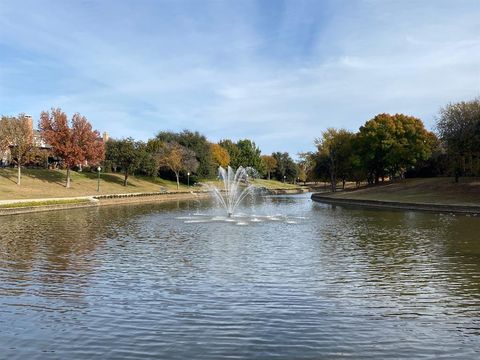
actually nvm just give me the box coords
[0,168,300,200]
[0,198,92,208]
[325,177,480,205]
[0,168,186,200]
[203,178,300,190]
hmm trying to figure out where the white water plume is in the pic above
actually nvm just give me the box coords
[208,166,255,217]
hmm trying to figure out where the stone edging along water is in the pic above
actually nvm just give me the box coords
[0,199,99,216]
[0,191,208,216]
[0,187,307,216]
[311,193,480,215]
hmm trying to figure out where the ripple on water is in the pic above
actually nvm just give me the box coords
[1,195,480,359]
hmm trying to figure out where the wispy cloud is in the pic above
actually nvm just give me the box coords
[0,0,479,156]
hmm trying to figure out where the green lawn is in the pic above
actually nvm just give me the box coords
[200,178,300,190]
[0,168,301,200]
[0,168,188,200]
[250,178,301,189]
[327,177,480,205]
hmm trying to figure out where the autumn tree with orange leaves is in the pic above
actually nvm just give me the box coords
[0,114,34,185]
[260,155,277,180]
[155,141,199,189]
[39,108,105,188]
[210,143,230,168]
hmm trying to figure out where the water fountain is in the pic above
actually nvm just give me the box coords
[209,166,255,217]
[177,166,303,225]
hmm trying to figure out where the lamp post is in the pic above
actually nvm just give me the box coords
[97,166,101,192]
[187,172,190,188]
[283,175,286,183]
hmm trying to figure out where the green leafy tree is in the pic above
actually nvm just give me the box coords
[136,141,158,177]
[348,137,368,187]
[311,152,331,187]
[297,165,307,184]
[405,133,447,178]
[315,128,355,191]
[297,152,318,184]
[272,152,298,183]
[436,98,480,181]
[156,130,214,178]
[261,155,277,180]
[105,138,141,186]
[357,113,433,184]
[218,139,263,172]
[219,139,241,168]
[236,139,263,171]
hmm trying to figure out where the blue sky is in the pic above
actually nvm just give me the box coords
[1,0,479,156]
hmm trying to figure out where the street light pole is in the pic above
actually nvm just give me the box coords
[187,172,190,188]
[97,166,101,192]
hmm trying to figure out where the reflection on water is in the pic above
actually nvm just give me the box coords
[1,194,480,359]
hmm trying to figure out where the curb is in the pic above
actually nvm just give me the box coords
[0,201,99,216]
[0,191,209,216]
[311,193,480,215]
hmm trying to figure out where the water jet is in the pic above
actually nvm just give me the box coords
[208,166,255,217]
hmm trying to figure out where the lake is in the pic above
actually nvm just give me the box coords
[1,193,480,359]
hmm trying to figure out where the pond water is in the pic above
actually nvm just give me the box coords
[1,193,480,359]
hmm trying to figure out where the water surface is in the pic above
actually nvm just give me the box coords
[1,194,480,359]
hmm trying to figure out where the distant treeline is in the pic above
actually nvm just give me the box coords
[2,97,479,189]
[103,131,298,189]
[299,98,480,191]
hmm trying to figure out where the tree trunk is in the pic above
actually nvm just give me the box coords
[330,158,336,192]
[17,160,21,186]
[66,167,71,188]
[175,172,180,190]
[124,170,128,186]
[330,172,336,192]
[268,171,270,180]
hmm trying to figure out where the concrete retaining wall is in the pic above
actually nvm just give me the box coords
[0,201,99,216]
[311,193,480,214]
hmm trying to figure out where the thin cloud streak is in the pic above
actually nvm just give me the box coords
[0,0,479,156]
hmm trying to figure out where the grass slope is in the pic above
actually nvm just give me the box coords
[0,168,188,200]
[0,168,299,200]
[328,177,480,205]
[203,178,299,190]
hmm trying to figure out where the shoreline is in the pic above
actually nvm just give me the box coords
[0,187,308,216]
[311,193,480,215]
